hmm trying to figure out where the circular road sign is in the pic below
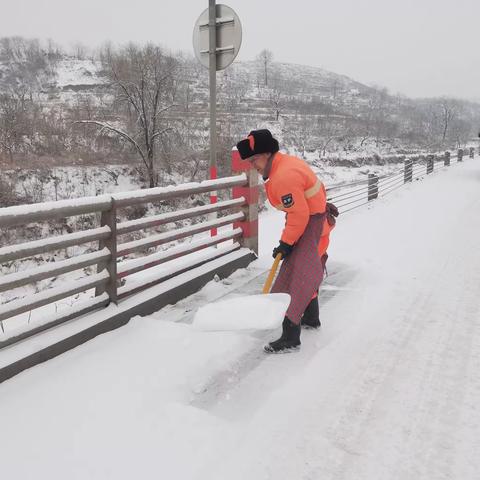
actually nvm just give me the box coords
[193,4,242,71]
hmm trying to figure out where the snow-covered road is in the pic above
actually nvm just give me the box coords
[204,163,480,480]
[1,159,479,479]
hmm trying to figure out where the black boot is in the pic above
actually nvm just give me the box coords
[301,296,321,329]
[264,317,301,353]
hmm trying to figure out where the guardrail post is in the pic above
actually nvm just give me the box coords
[95,198,118,304]
[404,159,413,183]
[469,147,474,158]
[457,149,463,162]
[231,149,259,256]
[427,154,434,174]
[444,151,450,166]
[368,173,378,201]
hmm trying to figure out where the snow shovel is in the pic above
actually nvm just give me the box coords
[262,252,282,294]
[192,253,290,331]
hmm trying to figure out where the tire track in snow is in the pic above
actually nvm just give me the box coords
[387,227,480,480]
[313,203,480,480]
[320,286,438,479]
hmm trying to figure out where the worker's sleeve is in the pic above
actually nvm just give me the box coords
[273,173,310,245]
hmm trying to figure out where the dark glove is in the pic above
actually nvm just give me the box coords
[326,202,339,226]
[326,202,339,217]
[272,241,293,259]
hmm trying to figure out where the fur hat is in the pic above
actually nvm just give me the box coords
[236,129,279,160]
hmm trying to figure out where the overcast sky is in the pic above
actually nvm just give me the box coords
[1,0,479,100]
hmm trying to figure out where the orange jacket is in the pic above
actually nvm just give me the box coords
[265,152,328,245]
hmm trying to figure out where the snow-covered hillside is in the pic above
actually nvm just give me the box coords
[1,154,479,479]
[1,37,479,170]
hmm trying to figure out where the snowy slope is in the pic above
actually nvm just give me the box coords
[54,58,103,88]
[0,159,479,479]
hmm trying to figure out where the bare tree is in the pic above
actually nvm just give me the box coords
[0,176,21,207]
[269,88,282,121]
[46,38,63,61]
[359,87,391,147]
[77,43,179,187]
[284,115,315,158]
[267,70,286,121]
[331,79,339,100]
[256,49,273,87]
[0,90,30,161]
[218,66,249,113]
[72,42,88,60]
[439,98,456,142]
[316,115,345,157]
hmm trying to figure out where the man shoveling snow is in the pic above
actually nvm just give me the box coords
[236,129,336,353]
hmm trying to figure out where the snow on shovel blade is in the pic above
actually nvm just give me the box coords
[192,293,291,332]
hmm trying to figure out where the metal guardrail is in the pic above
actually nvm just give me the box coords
[0,172,255,344]
[327,149,474,214]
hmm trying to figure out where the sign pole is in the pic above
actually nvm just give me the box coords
[209,0,217,236]
[193,2,242,237]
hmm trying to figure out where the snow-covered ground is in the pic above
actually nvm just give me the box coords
[1,158,479,479]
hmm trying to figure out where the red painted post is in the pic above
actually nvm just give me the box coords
[231,149,259,256]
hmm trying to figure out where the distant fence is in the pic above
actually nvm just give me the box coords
[326,148,475,212]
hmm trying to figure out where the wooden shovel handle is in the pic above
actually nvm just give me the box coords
[262,253,282,294]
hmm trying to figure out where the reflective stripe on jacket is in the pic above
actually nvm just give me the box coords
[265,152,327,245]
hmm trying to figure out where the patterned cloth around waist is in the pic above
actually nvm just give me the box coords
[270,213,326,324]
